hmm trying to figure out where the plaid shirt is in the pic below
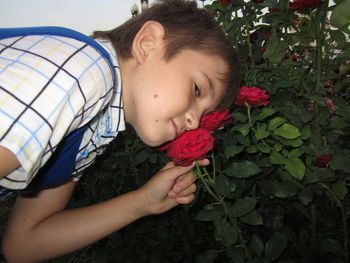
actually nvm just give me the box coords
[0,34,125,191]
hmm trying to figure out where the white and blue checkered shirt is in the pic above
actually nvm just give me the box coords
[0,35,125,191]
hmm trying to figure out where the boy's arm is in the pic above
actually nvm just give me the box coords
[0,146,20,178]
[2,162,200,263]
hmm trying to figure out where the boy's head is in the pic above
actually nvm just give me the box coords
[93,0,240,110]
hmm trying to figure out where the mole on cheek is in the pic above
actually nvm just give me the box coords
[153,94,158,98]
[155,120,158,122]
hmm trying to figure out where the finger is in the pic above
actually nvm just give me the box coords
[160,162,175,171]
[169,183,197,198]
[175,194,196,205]
[172,171,196,194]
[197,158,210,166]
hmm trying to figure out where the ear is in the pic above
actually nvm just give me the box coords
[132,21,165,64]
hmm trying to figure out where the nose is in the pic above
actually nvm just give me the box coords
[185,112,200,130]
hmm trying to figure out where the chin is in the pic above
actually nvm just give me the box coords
[137,133,165,147]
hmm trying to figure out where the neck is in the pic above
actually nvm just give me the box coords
[118,55,137,126]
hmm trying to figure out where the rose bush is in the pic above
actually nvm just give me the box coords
[192,0,350,262]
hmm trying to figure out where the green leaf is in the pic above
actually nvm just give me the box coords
[224,161,261,178]
[281,138,303,147]
[332,180,348,200]
[240,210,263,225]
[255,123,270,140]
[214,218,238,246]
[273,79,293,88]
[272,181,299,198]
[265,232,288,260]
[274,123,301,139]
[224,145,244,159]
[237,134,250,146]
[331,116,350,129]
[298,188,314,206]
[214,175,231,196]
[270,151,286,165]
[263,31,289,63]
[247,145,258,153]
[330,154,350,173]
[233,112,247,123]
[255,108,277,121]
[134,150,150,165]
[285,158,305,180]
[329,29,347,47]
[250,234,264,257]
[236,123,250,136]
[268,117,286,131]
[195,205,223,222]
[273,143,283,152]
[330,0,350,33]
[227,248,244,263]
[257,143,271,153]
[195,250,218,263]
[259,180,274,197]
[231,197,258,217]
[288,148,304,159]
[320,238,343,254]
[301,125,312,140]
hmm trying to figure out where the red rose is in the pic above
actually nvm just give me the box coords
[218,0,232,4]
[325,98,337,114]
[159,128,215,166]
[314,154,333,168]
[289,0,322,11]
[235,86,270,107]
[200,110,232,131]
[250,31,259,44]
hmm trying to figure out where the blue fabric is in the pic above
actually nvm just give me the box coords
[25,126,87,192]
[0,26,116,84]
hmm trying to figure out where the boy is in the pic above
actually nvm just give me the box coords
[0,0,240,261]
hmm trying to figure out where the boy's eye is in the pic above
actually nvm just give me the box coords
[193,83,201,97]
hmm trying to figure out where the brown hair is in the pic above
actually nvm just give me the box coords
[92,0,240,109]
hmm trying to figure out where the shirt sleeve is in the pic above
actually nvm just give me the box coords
[0,35,114,190]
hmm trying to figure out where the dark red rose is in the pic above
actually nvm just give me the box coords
[289,0,322,11]
[159,128,215,166]
[253,0,265,3]
[314,154,333,168]
[325,98,337,112]
[218,0,232,4]
[235,86,270,107]
[200,110,232,131]
[250,31,259,43]
[324,80,334,87]
[269,7,279,12]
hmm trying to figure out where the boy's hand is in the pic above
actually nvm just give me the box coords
[138,159,209,215]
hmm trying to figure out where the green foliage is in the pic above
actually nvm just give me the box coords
[193,0,350,262]
[1,0,347,262]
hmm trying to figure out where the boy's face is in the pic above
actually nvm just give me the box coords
[123,49,228,147]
